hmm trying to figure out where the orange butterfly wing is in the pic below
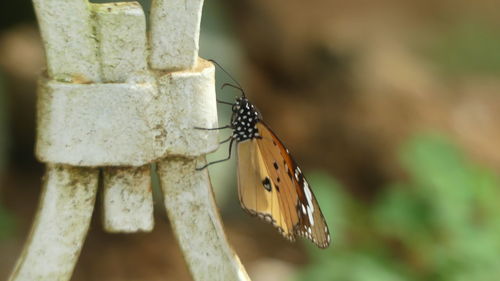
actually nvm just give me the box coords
[237,122,331,248]
[237,139,297,240]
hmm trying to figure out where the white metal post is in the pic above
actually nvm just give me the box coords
[8,0,250,280]
[9,165,98,281]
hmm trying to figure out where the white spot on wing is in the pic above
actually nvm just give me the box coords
[303,181,315,225]
[307,207,315,226]
[303,181,314,212]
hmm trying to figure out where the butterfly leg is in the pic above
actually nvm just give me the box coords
[196,138,235,170]
[219,136,233,144]
[217,99,233,106]
[194,125,231,130]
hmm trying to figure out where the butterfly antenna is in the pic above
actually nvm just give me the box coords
[221,83,245,94]
[208,59,246,97]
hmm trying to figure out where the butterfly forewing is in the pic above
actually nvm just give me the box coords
[237,139,296,239]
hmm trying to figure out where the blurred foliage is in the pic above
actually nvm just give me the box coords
[0,72,7,173]
[296,134,500,281]
[423,20,500,76]
[0,205,15,240]
[0,71,14,240]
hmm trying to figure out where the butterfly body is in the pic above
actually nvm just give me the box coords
[230,97,262,142]
[228,96,331,249]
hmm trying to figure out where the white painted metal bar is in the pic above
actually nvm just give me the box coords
[155,59,219,157]
[92,2,149,83]
[10,1,102,280]
[36,79,158,166]
[8,165,99,281]
[149,0,205,70]
[149,0,250,278]
[33,0,100,82]
[35,62,218,166]
[158,157,251,281]
[102,165,154,233]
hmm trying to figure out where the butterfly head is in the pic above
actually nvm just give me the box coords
[231,97,262,142]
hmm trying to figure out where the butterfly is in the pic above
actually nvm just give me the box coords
[198,61,330,249]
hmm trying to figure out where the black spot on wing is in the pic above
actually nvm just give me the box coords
[262,177,272,191]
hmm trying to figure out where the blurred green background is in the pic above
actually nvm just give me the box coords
[1,1,500,280]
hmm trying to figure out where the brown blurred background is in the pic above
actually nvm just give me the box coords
[1,0,500,280]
